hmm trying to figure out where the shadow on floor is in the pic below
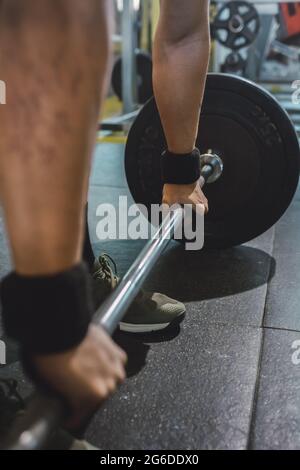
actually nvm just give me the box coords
[145,244,276,303]
[113,323,182,378]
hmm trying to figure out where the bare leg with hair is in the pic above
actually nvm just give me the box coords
[153,0,210,212]
[0,0,126,419]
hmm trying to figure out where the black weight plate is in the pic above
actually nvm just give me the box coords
[112,51,153,105]
[213,0,260,50]
[125,74,300,249]
[221,52,246,75]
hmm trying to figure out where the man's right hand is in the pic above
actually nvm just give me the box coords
[162,181,209,215]
[32,324,127,426]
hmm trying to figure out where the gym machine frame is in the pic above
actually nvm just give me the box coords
[101,0,139,134]
[215,1,299,4]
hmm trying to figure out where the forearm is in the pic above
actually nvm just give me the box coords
[153,0,210,154]
[0,0,112,275]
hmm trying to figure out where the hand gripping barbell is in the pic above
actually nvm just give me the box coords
[125,74,300,248]
[3,151,221,451]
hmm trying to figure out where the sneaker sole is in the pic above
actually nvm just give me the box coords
[119,312,185,333]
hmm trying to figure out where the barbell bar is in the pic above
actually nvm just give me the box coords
[3,155,221,451]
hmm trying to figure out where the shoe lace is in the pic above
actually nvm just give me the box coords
[0,378,25,440]
[0,377,25,409]
[93,254,118,284]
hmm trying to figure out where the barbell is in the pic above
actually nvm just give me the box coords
[3,73,300,450]
[3,153,219,451]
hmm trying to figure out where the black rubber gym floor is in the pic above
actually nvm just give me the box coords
[1,142,300,450]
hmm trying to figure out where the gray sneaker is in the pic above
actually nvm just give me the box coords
[92,254,186,333]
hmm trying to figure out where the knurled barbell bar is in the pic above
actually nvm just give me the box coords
[3,152,221,451]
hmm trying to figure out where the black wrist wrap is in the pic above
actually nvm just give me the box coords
[161,148,201,184]
[0,263,93,355]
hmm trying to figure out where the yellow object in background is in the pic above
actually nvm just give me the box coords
[151,0,160,42]
[97,132,127,144]
[140,0,151,51]
[98,96,126,145]
[101,95,122,120]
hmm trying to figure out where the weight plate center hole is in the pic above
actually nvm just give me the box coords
[229,14,244,33]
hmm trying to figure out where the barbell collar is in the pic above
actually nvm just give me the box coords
[200,153,224,184]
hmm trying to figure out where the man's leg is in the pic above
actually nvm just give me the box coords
[153,0,210,211]
[0,0,126,417]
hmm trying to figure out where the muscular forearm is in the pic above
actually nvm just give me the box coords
[153,0,210,154]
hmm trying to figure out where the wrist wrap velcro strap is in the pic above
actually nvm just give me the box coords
[161,148,201,184]
[0,263,93,355]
